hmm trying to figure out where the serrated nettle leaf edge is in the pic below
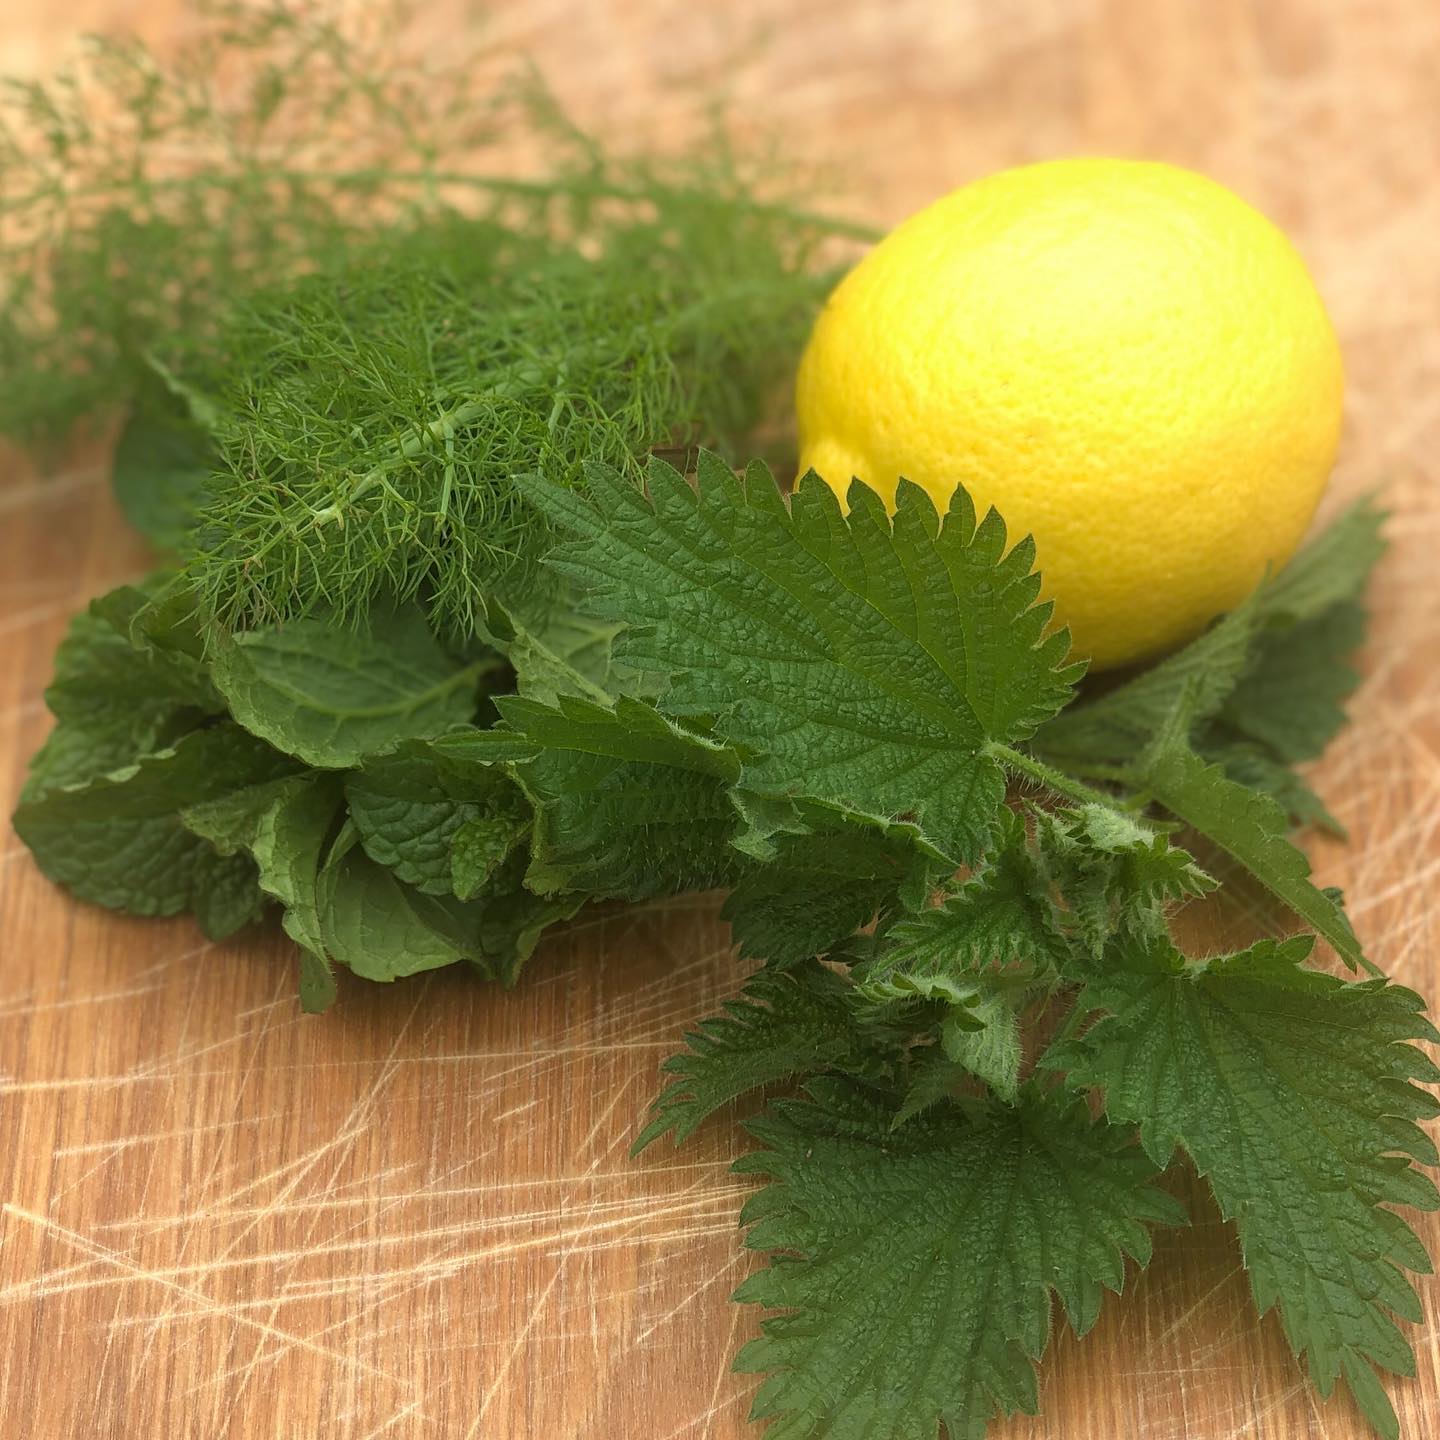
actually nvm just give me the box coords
[13,440,1431,1440]
[522,452,1084,866]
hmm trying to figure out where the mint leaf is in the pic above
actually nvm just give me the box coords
[484,589,634,705]
[722,803,944,969]
[184,772,345,1011]
[191,849,266,941]
[111,404,215,549]
[734,1081,1184,1440]
[345,740,529,898]
[526,452,1081,864]
[457,855,585,987]
[1051,934,1439,1439]
[210,605,493,768]
[23,584,221,801]
[1142,739,1371,973]
[14,724,295,917]
[317,822,484,983]
[450,813,527,902]
[636,962,892,1153]
[500,693,744,901]
[317,828,581,989]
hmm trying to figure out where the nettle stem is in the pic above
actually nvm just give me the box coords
[985,742,1121,810]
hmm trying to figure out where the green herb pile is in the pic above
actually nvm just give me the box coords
[6,10,1436,1440]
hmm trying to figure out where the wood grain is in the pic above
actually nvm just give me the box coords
[2,2,1439,1437]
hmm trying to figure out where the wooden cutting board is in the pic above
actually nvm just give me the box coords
[2,2,1438,1436]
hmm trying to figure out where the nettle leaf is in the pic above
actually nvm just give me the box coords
[636,962,892,1153]
[14,723,297,918]
[723,801,945,969]
[1219,600,1368,764]
[499,692,744,901]
[855,809,1066,1004]
[210,605,494,768]
[1198,737,1341,835]
[1142,738,1372,973]
[1196,502,1383,796]
[734,1081,1184,1440]
[940,993,1024,1102]
[848,812,1062,1101]
[1032,599,1261,765]
[345,739,529,899]
[1032,499,1384,771]
[893,1047,976,1127]
[1051,935,1439,1440]
[184,772,346,1011]
[1035,803,1215,956]
[1253,497,1386,624]
[524,451,1082,864]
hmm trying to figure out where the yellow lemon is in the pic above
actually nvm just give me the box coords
[795,158,1343,670]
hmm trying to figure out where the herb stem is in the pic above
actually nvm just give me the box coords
[986,743,1118,810]
[1037,758,1136,786]
[2,168,886,243]
[1037,989,1088,1081]
[308,399,490,529]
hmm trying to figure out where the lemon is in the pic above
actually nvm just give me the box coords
[795,158,1343,670]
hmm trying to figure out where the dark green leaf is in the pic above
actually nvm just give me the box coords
[1220,601,1367,763]
[1198,736,1342,834]
[22,581,222,801]
[1051,933,1438,1439]
[1142,739,1371,972]
[1253,497,1386,625]
[855,809,1066,1003]
[191,849,267,941]
[636,962,892,1153]
[525,451,1081,864]
[500,692,743,901]
[1031,601,1260,765]
[317,823,481,983]
[184,771,345,1011]
[1035,803,1215,956]
[14,723,296,918]
[722,801,944,969]
[345,739,529,898]
[111,404,215,549]
[1032,499,1384,770]
[734,1081,1184,1440]
[210,605,493,768]
[939,996,1023,1101]
[484,587,639,705]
